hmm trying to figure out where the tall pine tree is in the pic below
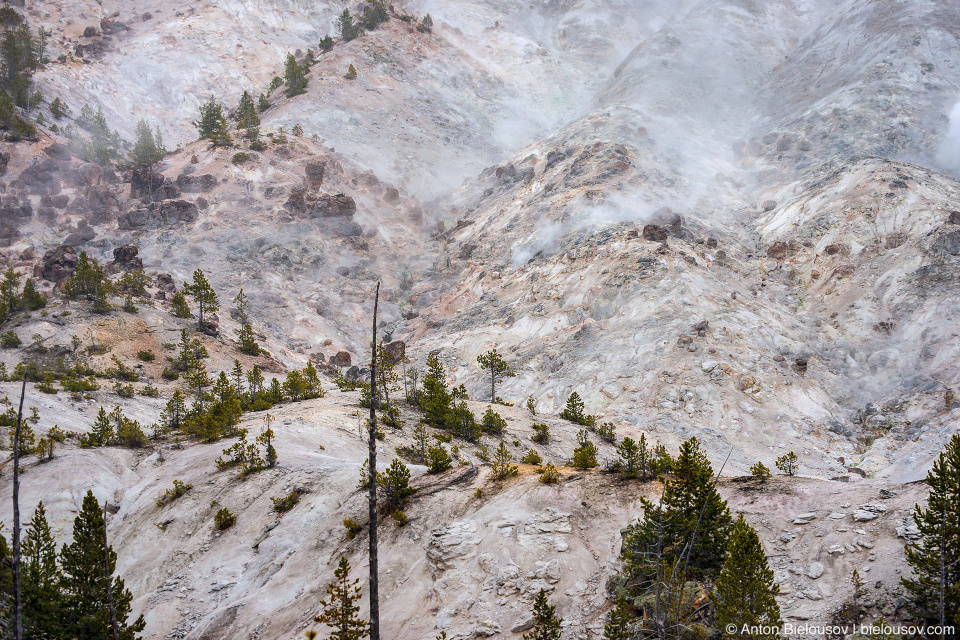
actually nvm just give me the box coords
[284,54,308,97]
[193,95,232,147]
[60,491,145,640]
[523,589,562,640]
[902,433,960,627]
[621,437,732,584]
[712,515,782,639]
[183,269,219,331]
[20,501,63,639]
[314,556,369,639]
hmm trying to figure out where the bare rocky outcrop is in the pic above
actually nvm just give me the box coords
[108,244,143,273]
[36,245,78,282]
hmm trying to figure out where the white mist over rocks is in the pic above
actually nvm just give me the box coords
[936,99,960,173]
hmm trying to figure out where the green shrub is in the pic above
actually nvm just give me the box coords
[344,518,363,538]
[481,406,507,435]
[569,430,598,470]
[139,382,160,398]
[137,350,155,362]
[750,461,771,482]
[539,463,560,484]
[531,423,550,444]
[426,445,452,473]
[157,479,193,507]
[232,152,251,164]
[113,382,135,398]
[48,425,67,442]
[214,507,236,530]
[1,331,21,348]
[476,444,490,462]
[391,509,407,526]
[271,490,302,513]
[249,139,267,152]
[596,422,617,444]
[161,367,179,381]
[491,442,518,480]
[520,449,542,465]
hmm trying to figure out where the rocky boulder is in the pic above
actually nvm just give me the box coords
[108,244,142,273]
[131,166,179,202]
[160,200,199,224]
[330,351,351,367]
[176,173,217,193]
[385,340,406,364]
[15,158,66,196]
[37,245,78,282]
[304,162,325,188]
[642,224,667,242]
[313,193,356,218]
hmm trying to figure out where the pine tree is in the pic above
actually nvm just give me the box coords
[621,437,732,582]
[376,459,414,513]
[237,323,260,355]
[89,407,114,446]
[159,390,186,433]
[360,0,389,30]
[420,353,452,429]
[183,269,219,330]
[570,429,598,470]
[616,436,641,478]
[63,252,112,302]
[131,119,164,167]
[257,413,277,468]
[338,9,358,41]
[284,54,308,97]
[234,90,260,131]
[231,359,245,398]
[257,92,270,112]
[314,556,369,639]
[523,589,562,640]
[559,391,595,426]
[0,266,19,314]
[712,515,782,639]
[902,433,960,627]
[21,501,63,639]
[775,451,798,476]
[603,596,634,640]
[476,348,515,402]
[193,95,232,147]
[170,290,191,318]
[491,441,518,480]
[60,491,145,640]
[412,423,430,463]
[319,35,334,52]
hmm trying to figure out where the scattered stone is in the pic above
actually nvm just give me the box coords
[701,360,718,373]
[879,489,897,499]
[792,513,816,525]
[762,200,777,211]
[767,241,789,260]
[949,211,960,225]
[807,562,824,579]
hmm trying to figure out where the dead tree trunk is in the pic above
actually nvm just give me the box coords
[12,372,26,640]
[368,282,380,640]
[103,502,120,640]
